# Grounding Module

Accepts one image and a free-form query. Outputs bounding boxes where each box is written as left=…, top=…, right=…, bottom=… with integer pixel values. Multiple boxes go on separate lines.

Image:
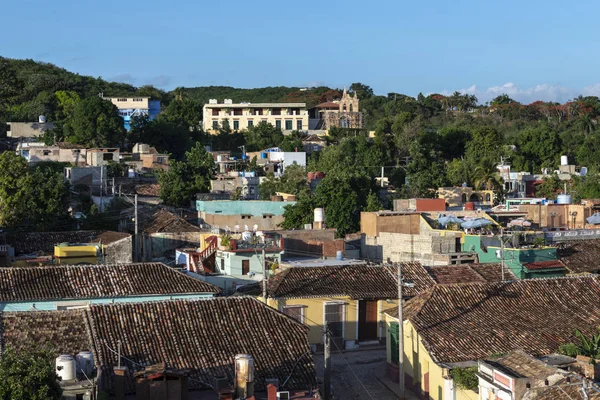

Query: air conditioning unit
left=277, top=392, right=290, bottom=400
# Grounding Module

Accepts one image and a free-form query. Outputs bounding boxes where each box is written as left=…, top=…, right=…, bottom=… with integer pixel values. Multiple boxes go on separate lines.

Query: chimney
left=267, top=383, right=278, bottom=400
left=113, top=366, right=129, bottom=400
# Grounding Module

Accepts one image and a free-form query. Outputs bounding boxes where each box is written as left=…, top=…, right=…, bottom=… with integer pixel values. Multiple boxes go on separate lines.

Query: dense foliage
left=450, top=366, right=479, bottom=392
left=559, top=328, right=600, bottom=359
left=0, top=153, right=70, bottom=231
left=0, top=347, right=62, bottom=400
left=157, top=142, right=216, bottom=207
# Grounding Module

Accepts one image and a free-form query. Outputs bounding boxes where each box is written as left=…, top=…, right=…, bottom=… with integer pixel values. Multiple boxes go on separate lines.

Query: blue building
left=103, top=96, right=161, bottom=131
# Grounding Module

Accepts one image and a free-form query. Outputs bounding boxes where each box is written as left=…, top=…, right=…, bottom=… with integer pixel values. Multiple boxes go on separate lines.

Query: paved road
left=314, top=348, right=418, bottom=400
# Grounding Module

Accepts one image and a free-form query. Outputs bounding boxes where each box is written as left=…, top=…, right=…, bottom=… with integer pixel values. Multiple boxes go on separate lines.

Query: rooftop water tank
left=556, top=194, right=572, bottom=204
left=235, top=354, right=255, bottom=398
left=561, top=155, right=569, bottom=166
left=242, top=231, right=252, bottom=241
left=39, top=115, right=46, bottom=123
left=76, top=351, right=94, bottom=376
left=56, top=354, right=76, bottom=381
left=314, top=208, right=325, bottom=222
left=336, top=251, right=343, bottom=260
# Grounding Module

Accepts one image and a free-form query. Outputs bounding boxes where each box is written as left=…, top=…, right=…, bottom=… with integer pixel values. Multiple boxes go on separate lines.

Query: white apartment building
left=202, top=99, right=309, bottom=133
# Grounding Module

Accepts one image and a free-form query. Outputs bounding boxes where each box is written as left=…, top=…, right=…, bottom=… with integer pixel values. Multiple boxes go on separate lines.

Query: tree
left=559, top=328, right=600, bottom=359
left=491, top=94, right=516, bottom=106
left=244, top=122, right=284, bottom=152
left=129, top=116, right=191, bottom=160
left=0, top=347, right=62, bottom=400
left=364, top=191, right=383, bottom=212
left=258, top=164, right=307, bottom=200
left=280, top=190, right=317, bottom=230
left=535, top=175, right=561, bottom=200
left=0, top=152, right=28, bottom=227
left=65, top=96, right=125, bottom=147
left=279, top=131, right=304, bottom=152
left=349, top=83, right=374, bottom=99
left=157, top=142, right=215, bottom=207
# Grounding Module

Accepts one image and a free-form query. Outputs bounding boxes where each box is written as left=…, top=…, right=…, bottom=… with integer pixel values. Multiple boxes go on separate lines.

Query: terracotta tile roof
left=558, top=239, right=600, bottom=274
left=483, top=350, right=558, bottom=378
left=1, top=309, right=91, bottom=355
left=1, top=298, right=316, bottom=393
left=424, top=264, right=517, bottom=285
left=525, top=381, right=600, bottom=399
left=386, top=276, right=600, bottom=364
left=0, top=263, right=220, bottom=302
left=0, top=230, right=130, bottom=255
left=426, top=265, right=486, bottom=284
left=469, top=263, right=518, bottom=281
left=88, top=298, right=316, bottom=391
left=524, top=260, right=566, bottom=270
left=139, top=208, right=200, bottom=234
left=268, top=263, right=435, bottom=299
left=313, top=101, right=339, bottom=109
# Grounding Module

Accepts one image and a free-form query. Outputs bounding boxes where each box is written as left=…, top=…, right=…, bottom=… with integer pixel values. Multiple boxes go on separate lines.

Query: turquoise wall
left=0, top=293, right=214, bottom=312
left=463, top=235, right=564, bottom=279
left=196, top=200, right=295, bottom=216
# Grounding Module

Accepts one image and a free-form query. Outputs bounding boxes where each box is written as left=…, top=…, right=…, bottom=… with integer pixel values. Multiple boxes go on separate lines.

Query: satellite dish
left=580, top=167, right=588, bottom=177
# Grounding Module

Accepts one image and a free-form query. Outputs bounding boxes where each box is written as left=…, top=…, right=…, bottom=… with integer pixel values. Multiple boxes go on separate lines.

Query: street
left=314, top=348, right=419, bottom=400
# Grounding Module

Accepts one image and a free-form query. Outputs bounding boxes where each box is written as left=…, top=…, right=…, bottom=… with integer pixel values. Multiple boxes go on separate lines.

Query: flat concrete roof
left=280, top=258, right=366, bottom=268
left=204, top=103, right=306, bottom=108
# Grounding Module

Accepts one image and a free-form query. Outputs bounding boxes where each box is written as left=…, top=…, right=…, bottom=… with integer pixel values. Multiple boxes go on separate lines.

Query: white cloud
left=439, top=82, right=591, bottom=104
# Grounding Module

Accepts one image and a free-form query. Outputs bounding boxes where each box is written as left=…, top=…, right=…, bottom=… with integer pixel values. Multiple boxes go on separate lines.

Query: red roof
left=523, top=260, right=566, bottom=270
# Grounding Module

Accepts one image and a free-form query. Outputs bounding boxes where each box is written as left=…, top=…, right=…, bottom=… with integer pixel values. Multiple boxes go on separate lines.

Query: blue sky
left=3, top=0, right=600, bottom=103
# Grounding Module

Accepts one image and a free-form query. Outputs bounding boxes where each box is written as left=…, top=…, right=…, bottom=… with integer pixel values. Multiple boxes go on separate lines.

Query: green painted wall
left=463, top=235, right=564, bottom=279
left=196, top=200, right=295, bottom=216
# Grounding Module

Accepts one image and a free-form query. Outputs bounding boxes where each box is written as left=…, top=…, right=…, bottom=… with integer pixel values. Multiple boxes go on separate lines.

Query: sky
left=2, top=0, right=600, bottom=104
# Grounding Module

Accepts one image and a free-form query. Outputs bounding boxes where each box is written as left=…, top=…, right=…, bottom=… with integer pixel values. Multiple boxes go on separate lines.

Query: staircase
left=189, top=236, right=218, bottom=274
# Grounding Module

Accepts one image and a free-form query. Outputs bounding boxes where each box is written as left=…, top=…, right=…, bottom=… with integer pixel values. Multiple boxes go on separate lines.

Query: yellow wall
left=385, top=315, right=478, bottom=400
left=266, top=296, right=394, bottom=345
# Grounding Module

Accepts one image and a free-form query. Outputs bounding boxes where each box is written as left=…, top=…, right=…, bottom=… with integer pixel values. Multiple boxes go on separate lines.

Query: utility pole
left=500, top=228, right=505, bottom=281
left=381, top=166, right=385, bottom=188
left=323, top=322, right=331, bottom=400
left=134, top=194, right=138, bottom=262
left=397, top=264, right=405, bottom=400
left=262, top=249, right=267, bottom=301
left=112, top=177, right=115, bottom=195
left=100, top=165, right=104, bottom=212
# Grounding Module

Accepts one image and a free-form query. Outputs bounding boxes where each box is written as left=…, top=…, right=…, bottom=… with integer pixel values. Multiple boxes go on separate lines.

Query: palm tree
left=472, top=161, right=503, bottom=191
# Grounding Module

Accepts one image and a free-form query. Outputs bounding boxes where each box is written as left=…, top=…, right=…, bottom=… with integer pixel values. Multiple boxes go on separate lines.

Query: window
left=233, top=120, right=240, bottom=130
left=296, top=120, right=303, bottom=130
left=285, top=120, right=293, bottom=130
left=272, top=108, right=281, bottom=116
left=282, top=306, right=304, bottom=323
left=212, top=120, right=219, bottom=129
left=103, top=153, right=113, bottom=161
left=117, top=98, right=127, bottom=102
left=275, top=120, right=282, bottom=129
left=324, top=302, right=344, bottom=338
left=254, top=108, right=263, bottom=116
left=233, top=109, right=243, bottom=116
left=248, top=120, right=254, bottom=128
left=43, top=150, right=51, bottom=156
left=212, top=109, right=219, bottom=116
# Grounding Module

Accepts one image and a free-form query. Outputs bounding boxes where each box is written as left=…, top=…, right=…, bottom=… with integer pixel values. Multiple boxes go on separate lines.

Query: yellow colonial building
left=384, top=275, right=600, bottom=400
left=262, top=262, right=433, bottom=348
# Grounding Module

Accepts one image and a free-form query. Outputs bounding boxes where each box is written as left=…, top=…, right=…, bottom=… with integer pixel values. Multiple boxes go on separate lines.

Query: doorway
left=358, top=300, right=378, bottom=341
left=242, top=260, right=250, bottom=275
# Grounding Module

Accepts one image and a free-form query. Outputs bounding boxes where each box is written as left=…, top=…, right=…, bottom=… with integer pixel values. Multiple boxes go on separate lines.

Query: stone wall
left=361, top=232, right=457, bottom=266
left=106, top=236, right=133, bottom=264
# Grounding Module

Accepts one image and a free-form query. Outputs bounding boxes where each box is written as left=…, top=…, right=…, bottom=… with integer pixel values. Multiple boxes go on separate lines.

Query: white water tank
left=314, top=208, right=325, bottom=223
left=556, top=194, right=572, bottom=204
left=76, top=351, right=94, bottom=376
left=561, top=155, right=569, bottom=166
left=56, top=354, right=76, bottom=381
left=39, top=115, right=47, bottom=123
left=242, top=231, right=252, bottom=241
